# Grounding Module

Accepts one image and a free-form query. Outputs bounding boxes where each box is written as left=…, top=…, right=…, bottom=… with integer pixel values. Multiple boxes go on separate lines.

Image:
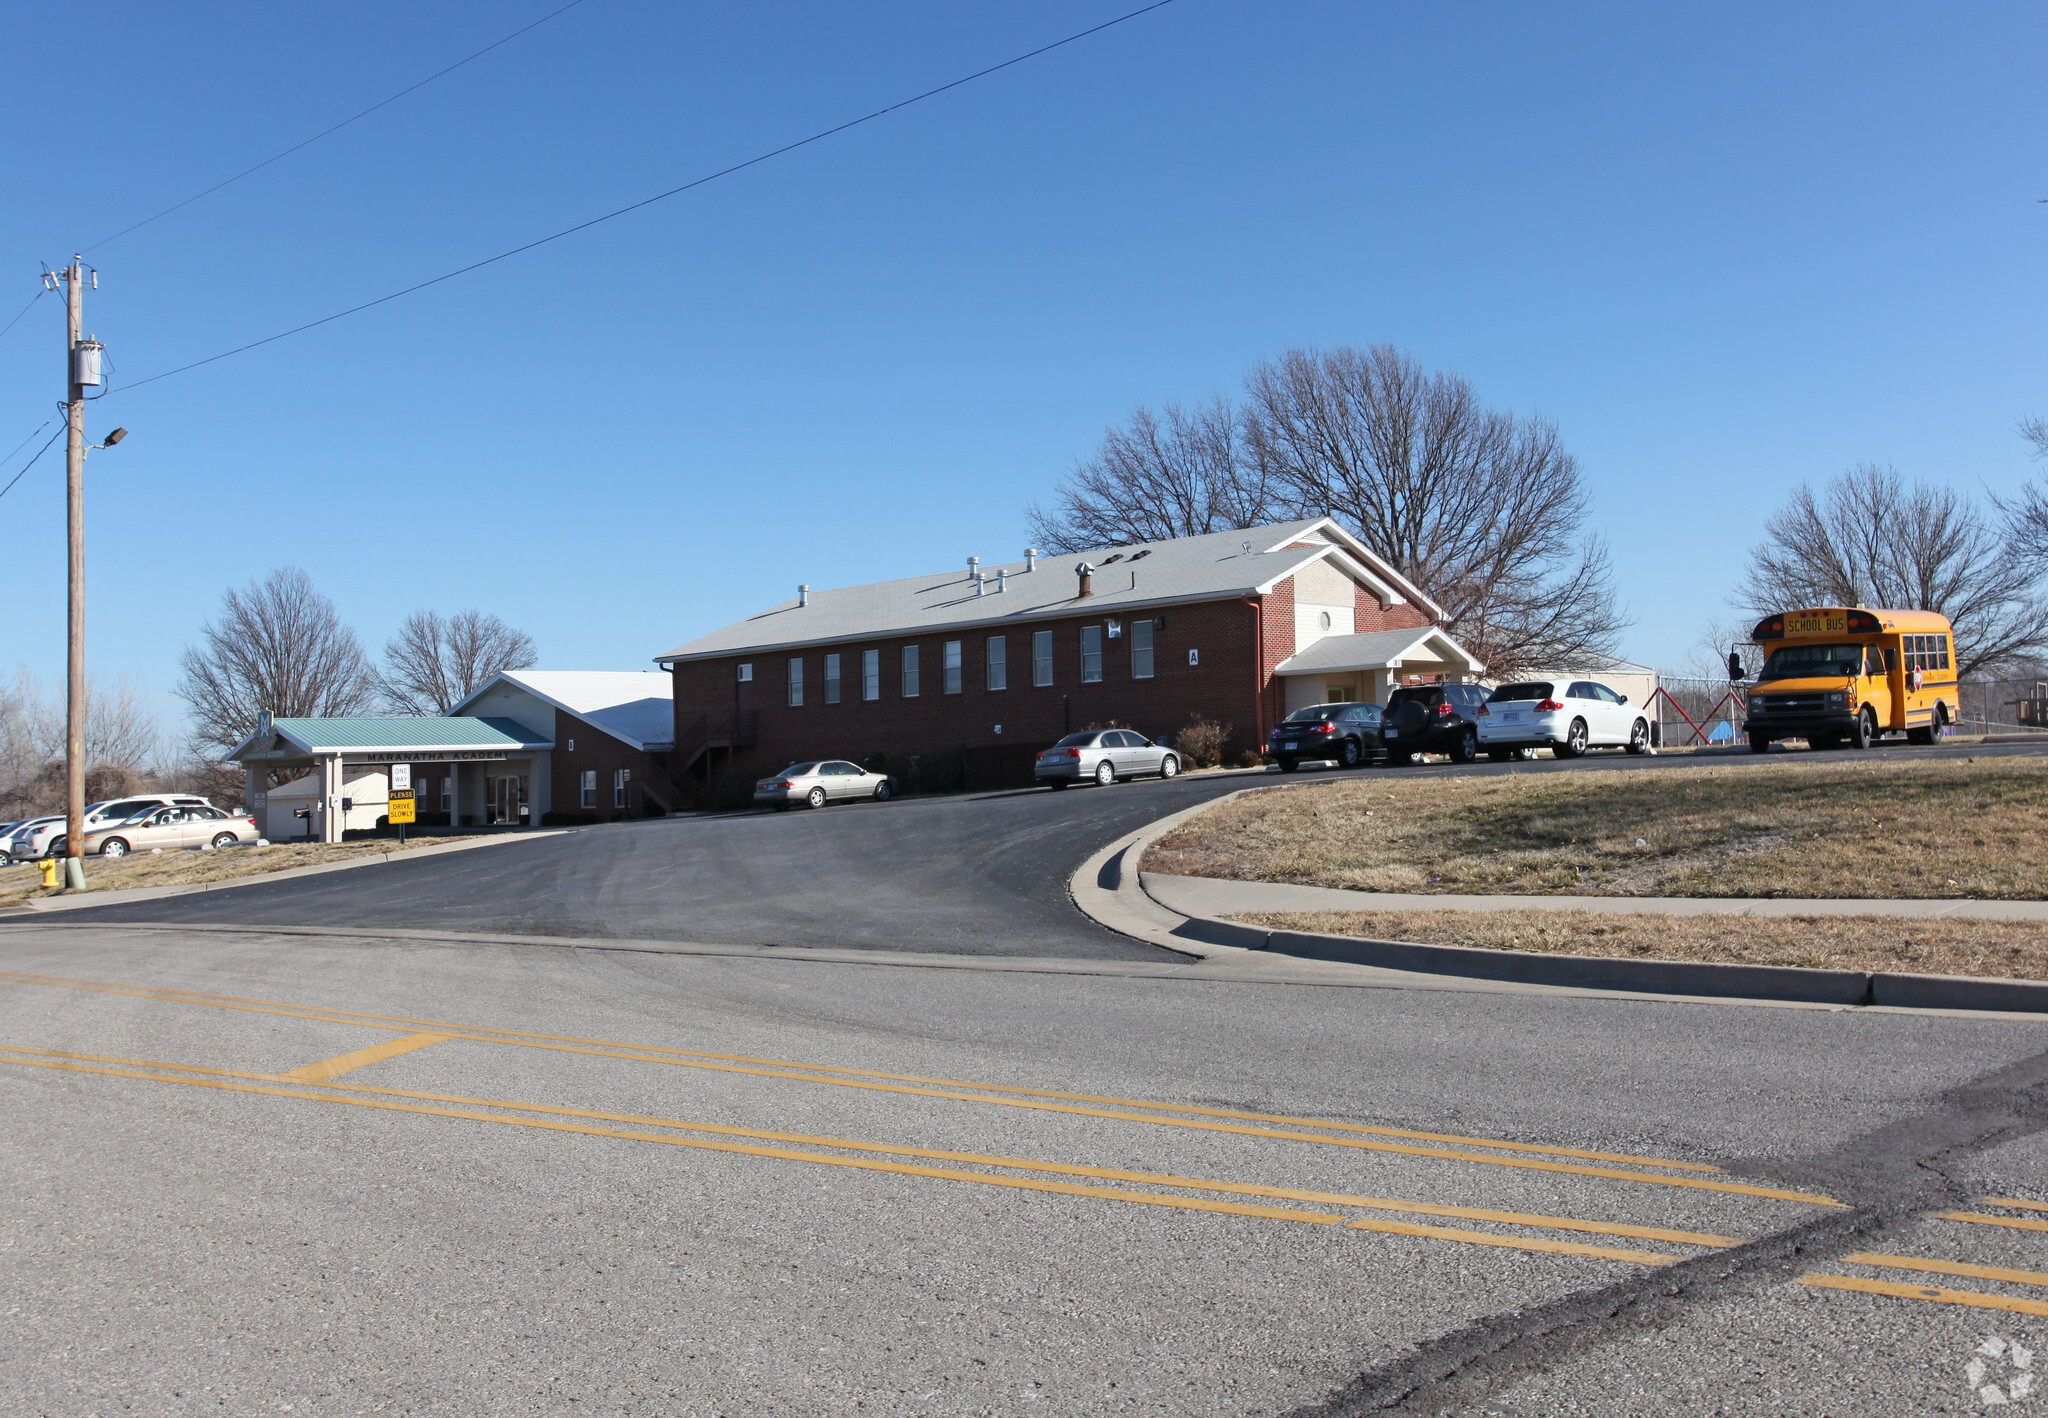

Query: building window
left=943, top=640, right=962, bottom=694
left=439, top=776, right=451, bottom=811
left=902, top=645, right=920, bottom=697
left=737, top=663, right=752, bottom=682
left=1131, top=618, right=1154, bottom=679
left=1033, top=629, right=1053, bottom=687
left=1080, top=626, right=1103, bottom=683
left=614, top=768, right=629, bottom=808
left=862, top=648, right=880, bottom=701
left=987, top=636, right=1007, bottom=691
left=580, top=770, right=597, bottom=809
left=788, top=656, right=804, bottom=707
left=824, top=653, right=841, bottom=704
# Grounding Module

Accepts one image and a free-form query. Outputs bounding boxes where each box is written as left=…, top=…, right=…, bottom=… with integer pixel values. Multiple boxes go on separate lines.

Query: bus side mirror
left=1727, top=650, right=1745, bottom=682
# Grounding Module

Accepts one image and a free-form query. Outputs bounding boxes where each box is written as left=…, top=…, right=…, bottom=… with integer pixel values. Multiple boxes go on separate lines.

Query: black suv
left=1269, top=702, right=1386, bottom=772
left=1381, top=683, right=1487, bottom=764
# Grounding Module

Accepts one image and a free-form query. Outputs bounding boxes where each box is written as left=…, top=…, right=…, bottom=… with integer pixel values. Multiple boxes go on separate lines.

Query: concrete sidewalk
left=1142, top=873, right=2048, bottom=922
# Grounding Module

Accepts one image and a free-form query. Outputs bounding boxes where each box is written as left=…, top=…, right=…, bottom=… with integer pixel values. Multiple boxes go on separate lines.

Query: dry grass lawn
left=1230, top=909, right=2048, bottom=980
left=1144, top=755, right=2048, bottom=899
left=0, top=835, right=487, bottom=910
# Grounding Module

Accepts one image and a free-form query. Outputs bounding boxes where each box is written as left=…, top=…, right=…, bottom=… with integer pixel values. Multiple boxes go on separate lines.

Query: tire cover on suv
left=1390, top=700, right=1431, bottom=735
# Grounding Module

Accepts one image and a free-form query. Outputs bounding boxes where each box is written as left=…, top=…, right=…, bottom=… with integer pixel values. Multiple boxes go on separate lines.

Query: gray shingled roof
left=656, top=519, right=1440, bottom=664
left=1272, top=626, right=1482, bottom=675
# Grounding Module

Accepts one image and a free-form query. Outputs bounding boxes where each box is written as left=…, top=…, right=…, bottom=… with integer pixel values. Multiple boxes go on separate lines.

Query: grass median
left=0, top=834, right=489, bottom=910
left=1143, top=755, right=2048, bottom=900
left=1226, top=908, right=2048, bottom=980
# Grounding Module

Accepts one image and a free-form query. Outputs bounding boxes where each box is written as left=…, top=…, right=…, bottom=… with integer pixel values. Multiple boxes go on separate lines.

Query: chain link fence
left=1957, top=677, right=2048, bottom=736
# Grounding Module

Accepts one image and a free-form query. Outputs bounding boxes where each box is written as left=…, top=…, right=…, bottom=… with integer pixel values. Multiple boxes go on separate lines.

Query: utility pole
left=58, top=257, right=91, bottom=891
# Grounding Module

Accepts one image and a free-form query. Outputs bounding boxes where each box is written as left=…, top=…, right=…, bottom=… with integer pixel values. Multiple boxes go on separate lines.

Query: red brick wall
left=669, top=595, right=1273, bottom=781
left=1355, top=579, right=1433, bottom=634
left=1255, top=579, right=1295, bottom=742
left=551, top=721, right=664, bottom=821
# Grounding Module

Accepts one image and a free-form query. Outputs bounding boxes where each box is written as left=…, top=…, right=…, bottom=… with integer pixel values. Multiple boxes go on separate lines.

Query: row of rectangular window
left=755, top=622, right=1157, bottom=703
left=578, top=769, right=631, bottom=809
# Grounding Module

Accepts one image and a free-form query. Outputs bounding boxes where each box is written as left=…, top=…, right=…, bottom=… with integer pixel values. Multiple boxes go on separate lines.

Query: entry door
left=489, top=776, right=527, bottom=824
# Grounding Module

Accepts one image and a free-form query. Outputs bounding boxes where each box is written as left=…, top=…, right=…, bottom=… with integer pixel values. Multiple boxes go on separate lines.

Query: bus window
left=1864, top=645, right=1885, bottom=678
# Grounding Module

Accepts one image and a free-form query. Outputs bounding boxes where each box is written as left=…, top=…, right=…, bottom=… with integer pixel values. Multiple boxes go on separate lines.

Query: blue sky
left=1, top=1, right=2042, bottom=735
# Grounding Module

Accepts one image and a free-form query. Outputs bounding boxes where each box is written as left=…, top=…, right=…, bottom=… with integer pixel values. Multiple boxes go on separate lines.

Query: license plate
left=1502, top=712, right=1520, bottom=722
left=1384, top=729, right=1398, bottom=738
left=1281, top=740, right=1300, bottom=748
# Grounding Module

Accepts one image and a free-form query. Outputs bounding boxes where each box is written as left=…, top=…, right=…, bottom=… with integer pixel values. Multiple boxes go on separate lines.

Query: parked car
left=1477, top=679, right=1653, bottom=759
left=82, top=793, right=215, bottom=830
left=1380, top=684, right=1490, bottom=764
left=754, top=761, right=895, bottom=810
left=1035, top=730, right=1181, bottom=789
left=1268, top=702, right=1386, bottom=772
left=6, top=815, right=67, bottom=860
left=59, top=803, right=258, bottom=857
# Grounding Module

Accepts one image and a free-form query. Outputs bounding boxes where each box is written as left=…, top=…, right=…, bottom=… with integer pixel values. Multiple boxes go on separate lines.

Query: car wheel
left=100, top=838, right=129, bottom=857
left=873, top=780, right=893, bottom=802
left=1486, top=748, right=1514, bottom=762
left=1514, top=746, right=1538, bottom=761
left=1386, top=750, right=1414, bottom=767
left=1338, top=739, right=1361, bottom=768
left=1159, top=754, right=1180, bottom=779
left=1094, top=761, right=1116, bottom=787
left=1277, top=756, right=1300, bottom=773
left=1049, top=779, right=1068, bottom=790
left=1555, top=719, right=1589, bottom=758
left=1748, top=732, right=1772, bottom=754
left=806, top=786, right=828, bottom=809
left=1448, top=727, right=1477, bottom=763
left=774, top=803, right=791, bottom=812
left=210, top=832, right=237, bottom=849
left=1847, top=708, right=1875, bottom=750
left=1625, top=719, right=1651, bottom=755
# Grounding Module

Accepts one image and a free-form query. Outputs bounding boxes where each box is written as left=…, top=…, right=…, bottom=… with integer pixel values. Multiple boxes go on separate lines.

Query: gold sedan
left=71, top=804, right=260, bottom=858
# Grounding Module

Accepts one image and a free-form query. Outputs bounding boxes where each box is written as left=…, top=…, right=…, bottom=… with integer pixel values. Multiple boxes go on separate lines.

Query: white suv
left=7, top=795, right=217, bottom=859
left=1477, top=679, right=1653, bottom=759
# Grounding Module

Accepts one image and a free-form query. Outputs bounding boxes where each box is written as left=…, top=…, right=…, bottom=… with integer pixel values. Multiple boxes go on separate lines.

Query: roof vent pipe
left=967, top=555, right=980, bottom=579
left=1024, top=548, right=1038, bottom=572
left=996, top=568, right=1007, bottom=593
left=1076, top=562, right=1094, bottom=599
left=798, top=584, right=810, bottom=607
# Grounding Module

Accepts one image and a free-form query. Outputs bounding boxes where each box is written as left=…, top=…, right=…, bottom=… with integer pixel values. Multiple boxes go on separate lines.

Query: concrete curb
left=0, top=830, right=569, bottom=916
left=1078, top=789, right=2048, bottom=1014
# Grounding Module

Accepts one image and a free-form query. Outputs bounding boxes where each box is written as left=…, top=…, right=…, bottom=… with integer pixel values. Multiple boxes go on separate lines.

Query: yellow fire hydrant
left=39, top=857, right=61, bottom=889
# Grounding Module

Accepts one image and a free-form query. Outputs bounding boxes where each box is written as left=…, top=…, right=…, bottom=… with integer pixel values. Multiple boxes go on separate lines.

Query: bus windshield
left=1760, top=642, right=1863, bottom=680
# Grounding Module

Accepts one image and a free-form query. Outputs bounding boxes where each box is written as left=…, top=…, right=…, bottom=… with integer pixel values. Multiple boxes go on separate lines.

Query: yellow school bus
left=1740, top=607, right=1957, bottom=752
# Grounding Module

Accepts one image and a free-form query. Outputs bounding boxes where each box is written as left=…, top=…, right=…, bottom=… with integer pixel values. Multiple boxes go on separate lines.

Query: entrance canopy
left=1272, top=626, right=1484, bottom=713
left=229, top=716, right=555, bottom=842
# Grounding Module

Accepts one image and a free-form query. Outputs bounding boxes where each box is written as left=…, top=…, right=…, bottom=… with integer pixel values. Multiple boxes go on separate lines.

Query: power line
left=0, top=418, right=53, bottom=466
left=0, top=287, right=45, bottom=343
left=85, top=0, right=591, bottom=252
left=0, top=426, right=66, bottom=506
left=119, top=0, right=1178, bottom=395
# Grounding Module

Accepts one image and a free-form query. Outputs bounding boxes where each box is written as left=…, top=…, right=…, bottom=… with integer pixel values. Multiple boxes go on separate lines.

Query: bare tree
left=176, top=567, right=378, bottom=755
left=1741, top=464, right=2048, bottom=675
left=1027, top=396, right=1275, bottom=554
left=1240, top=344, right=1625, bottom=672
left=1994, top=417, right=2048, bottom=568
left=380, top=609, right=538, bottom=714
left=0, top=666, right=159, bottom=818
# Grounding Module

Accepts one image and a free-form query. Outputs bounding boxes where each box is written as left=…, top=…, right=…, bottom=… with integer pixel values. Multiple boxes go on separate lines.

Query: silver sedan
left=754, top=761, right=895, bottom=811
left=1034, top=729, right=1181, bottom=789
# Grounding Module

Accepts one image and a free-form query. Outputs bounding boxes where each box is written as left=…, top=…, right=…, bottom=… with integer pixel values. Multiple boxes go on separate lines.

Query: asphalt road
left=49, top=736, right=2048, bottom=957
left=4, top=737, right=2047, bottom=1417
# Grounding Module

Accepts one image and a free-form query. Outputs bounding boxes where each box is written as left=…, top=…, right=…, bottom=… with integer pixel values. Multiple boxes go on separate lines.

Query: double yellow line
left=0, top=968, right=1837, bottom=1206
left=0, top=1043, right=1720, bottom=1267
left=1800, top=1200, right=2048, bottom=1318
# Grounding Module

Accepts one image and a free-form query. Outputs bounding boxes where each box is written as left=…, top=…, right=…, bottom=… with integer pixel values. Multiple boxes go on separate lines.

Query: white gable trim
left=1255, top=518, right=1444, bottom=618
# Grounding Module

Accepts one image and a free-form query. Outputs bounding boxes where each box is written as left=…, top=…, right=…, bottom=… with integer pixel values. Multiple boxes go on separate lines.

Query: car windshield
left=1052, top=733, right=1098, bottom=747
left=1760, top=643, right=1863, bottom=680
left=1282, top=706, right=1344, bottom=723
left=1488, top=682, right=1553, bottom=702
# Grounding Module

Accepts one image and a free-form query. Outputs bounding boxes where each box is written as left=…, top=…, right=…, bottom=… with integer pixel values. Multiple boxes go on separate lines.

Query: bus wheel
left=1847, top=709, right=1875, bottom=750
left=1748, top=733, right=1772, bottom=754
